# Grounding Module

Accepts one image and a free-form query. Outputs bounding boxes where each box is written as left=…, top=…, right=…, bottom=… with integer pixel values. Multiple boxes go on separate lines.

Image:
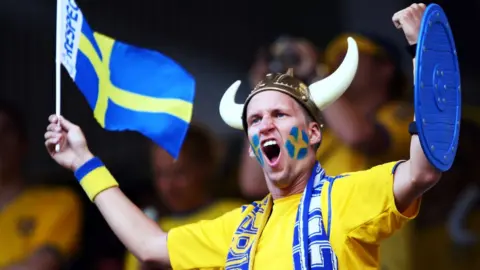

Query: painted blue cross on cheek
left=284, top=126, right=309, bottom=160
left=251, top=134, right=264, bottom=166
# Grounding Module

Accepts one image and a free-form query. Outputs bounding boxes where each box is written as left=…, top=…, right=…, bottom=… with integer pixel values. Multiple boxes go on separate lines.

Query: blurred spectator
left=124, top=123, right=244, bottom=270
left=254, top=36, right=328, bottom=84
left=322, top=33, right=413, bottom=270
left=0, top=100, right=82, bottom=269
left=413, top=112, right=480, bottom=270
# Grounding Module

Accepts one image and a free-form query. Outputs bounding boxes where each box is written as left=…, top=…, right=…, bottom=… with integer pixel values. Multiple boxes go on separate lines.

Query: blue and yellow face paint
left=250, top=134, right=264, bottom=166
left=284, top=127, right=309, bottom=160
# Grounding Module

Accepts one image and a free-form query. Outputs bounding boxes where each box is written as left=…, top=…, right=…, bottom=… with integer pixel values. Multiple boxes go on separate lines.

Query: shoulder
left=239, top=196, right=270, bottom=212
left=8, top=187, right=82, bottom=232
left=325, top=161, right=403, bottom=187
left=23, top=186, right=82, bottom=212
left=210, top=199, right=246, bottom=213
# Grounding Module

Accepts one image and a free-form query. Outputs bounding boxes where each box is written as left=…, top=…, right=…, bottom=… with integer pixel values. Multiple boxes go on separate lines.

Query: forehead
left=246, top=91, right=300, bottom=115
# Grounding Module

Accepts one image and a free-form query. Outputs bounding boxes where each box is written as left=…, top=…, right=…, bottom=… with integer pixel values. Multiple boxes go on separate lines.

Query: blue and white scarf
left=225, top=162, right=338, bottom=269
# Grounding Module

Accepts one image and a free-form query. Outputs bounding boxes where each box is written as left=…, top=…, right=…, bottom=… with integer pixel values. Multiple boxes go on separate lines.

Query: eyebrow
left=247, top=113, right=259, bottom=123
left=248, top=105, right=292, bottom=119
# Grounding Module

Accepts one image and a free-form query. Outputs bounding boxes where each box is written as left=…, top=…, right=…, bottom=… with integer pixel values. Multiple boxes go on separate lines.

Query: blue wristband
left=74, top=157, right=104, bottom=182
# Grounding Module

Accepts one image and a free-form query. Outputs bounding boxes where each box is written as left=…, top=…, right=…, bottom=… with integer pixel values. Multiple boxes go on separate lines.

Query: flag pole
left=55, top=0, right=62, bottom=152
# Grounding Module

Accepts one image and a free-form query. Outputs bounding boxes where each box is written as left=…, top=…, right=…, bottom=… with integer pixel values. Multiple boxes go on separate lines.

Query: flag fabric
left=58, top=0, right=195, bottom=158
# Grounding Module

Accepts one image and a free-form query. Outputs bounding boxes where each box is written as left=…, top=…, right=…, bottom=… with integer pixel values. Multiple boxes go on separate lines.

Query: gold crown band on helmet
left=240, top=68, right=321, bottom=131
left=219, top=37, right=360, bottom=131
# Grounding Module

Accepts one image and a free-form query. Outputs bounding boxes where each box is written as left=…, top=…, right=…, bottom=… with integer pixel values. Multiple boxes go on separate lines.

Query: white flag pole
left=55, top=0, right=63, bottom=152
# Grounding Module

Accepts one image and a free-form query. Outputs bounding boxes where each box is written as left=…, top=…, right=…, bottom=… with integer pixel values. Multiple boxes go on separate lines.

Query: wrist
left=74, top=157, right=119, bottom=201
left=72, top=151, right=94, bottom=171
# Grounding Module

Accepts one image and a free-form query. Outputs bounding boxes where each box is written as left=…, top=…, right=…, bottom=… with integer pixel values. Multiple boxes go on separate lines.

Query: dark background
left=0, top=0, right=477, bottom=179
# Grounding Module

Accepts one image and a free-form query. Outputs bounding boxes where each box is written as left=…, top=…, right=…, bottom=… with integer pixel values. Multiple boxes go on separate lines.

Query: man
left=124, top=124, right=243, bottom=269
left=0, top=100, right=82, bottom=269
left=44, top=3, right=441, bottom=269
left=239, top=32, right=414, bottom=270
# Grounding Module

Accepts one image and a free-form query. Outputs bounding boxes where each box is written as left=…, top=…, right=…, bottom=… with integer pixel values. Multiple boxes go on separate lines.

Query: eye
left=251, top=116, right=261, bottom=125
left=275, top=112, right=286, bottom=118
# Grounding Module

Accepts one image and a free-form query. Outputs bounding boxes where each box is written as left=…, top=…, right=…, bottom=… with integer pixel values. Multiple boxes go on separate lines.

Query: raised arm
left=44, top=115, right=170, bottom=266
left=390, top=3, right=443, bottom=212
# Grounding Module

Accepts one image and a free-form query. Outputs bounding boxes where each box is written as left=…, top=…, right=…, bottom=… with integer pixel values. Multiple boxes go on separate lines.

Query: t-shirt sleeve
left=326, top=161, right=420, bottom=244
left=167, top=207, right=242, bottom=269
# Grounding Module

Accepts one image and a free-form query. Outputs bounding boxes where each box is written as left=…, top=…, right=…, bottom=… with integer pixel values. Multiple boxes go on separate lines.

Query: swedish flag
left=58, top=0, right=195, bottom=158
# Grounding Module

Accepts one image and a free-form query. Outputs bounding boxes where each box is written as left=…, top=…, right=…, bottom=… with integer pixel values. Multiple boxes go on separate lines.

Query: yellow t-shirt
left=0, top=186, right=82, bottom=267
left=124, top=200, right=244, bottom=270
left=316, top=101, right=413, bottom=270
left=167, top=161, right=421, bottom=269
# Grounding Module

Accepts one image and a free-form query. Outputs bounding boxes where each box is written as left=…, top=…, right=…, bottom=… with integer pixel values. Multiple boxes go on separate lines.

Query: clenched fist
left=392, top=3, right=426, bottom=45
left=44, top=115, right=93, bottom=171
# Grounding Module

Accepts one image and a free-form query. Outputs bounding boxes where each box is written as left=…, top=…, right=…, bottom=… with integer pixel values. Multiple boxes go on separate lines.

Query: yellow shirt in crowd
left=0, top=187, right=82, bottom=267
left=316, top=101, right=413, bottom=270
left=166, top=161, right=420, bottom=269
left=124, top=200, right=244, bottom=270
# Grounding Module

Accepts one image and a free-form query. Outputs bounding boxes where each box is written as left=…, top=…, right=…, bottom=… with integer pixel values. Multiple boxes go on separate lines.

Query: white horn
left=219, top=80, right=244, bottom=130
left=309, top=37, right=359, bottom=110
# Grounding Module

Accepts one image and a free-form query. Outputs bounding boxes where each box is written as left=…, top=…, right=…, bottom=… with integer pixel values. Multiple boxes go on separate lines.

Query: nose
left=259, top=116, right=275, bottom=134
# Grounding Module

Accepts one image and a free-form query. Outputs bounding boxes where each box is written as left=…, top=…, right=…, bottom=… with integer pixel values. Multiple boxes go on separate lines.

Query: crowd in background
left=0, top=30, right=479, bottom=270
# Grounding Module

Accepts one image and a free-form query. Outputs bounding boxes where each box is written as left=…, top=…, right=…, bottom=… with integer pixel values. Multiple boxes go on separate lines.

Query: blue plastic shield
left=414, top=4, right=461, bottom=172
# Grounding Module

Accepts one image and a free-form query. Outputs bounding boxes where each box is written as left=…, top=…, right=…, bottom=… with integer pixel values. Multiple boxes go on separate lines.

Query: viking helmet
left=219, top=37, right=359, bottom=131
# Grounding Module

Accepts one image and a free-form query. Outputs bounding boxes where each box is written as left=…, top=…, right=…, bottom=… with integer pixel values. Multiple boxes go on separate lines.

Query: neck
left=268, top=161, right=316, bottom=200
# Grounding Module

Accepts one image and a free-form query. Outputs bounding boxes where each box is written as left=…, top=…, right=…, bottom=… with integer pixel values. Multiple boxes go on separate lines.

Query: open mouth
left=261, top=139, right=281, bottom=164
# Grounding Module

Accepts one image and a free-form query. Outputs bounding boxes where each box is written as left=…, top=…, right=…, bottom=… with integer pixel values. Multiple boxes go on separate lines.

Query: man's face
left=0, top=112, right=24, bottom=174
left=245, top=91, right=321, bottom=188
left=150, top=147, right=205, bottom=213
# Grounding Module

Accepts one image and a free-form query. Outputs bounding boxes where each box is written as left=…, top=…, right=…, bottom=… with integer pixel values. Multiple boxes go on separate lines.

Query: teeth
left=262, top=140, right=277, bottom=147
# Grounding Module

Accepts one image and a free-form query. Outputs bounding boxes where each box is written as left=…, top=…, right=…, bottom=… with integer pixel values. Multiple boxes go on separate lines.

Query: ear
left=307, top=121, right=322, bottom=146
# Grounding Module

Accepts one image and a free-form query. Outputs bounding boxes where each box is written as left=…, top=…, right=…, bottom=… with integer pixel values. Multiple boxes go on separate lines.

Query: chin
left=266, top=170, right=291, bottom=188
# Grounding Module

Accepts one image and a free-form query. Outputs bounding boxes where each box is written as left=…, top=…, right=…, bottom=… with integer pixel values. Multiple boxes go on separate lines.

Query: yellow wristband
left=74, top=157, right=119, bottom=201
